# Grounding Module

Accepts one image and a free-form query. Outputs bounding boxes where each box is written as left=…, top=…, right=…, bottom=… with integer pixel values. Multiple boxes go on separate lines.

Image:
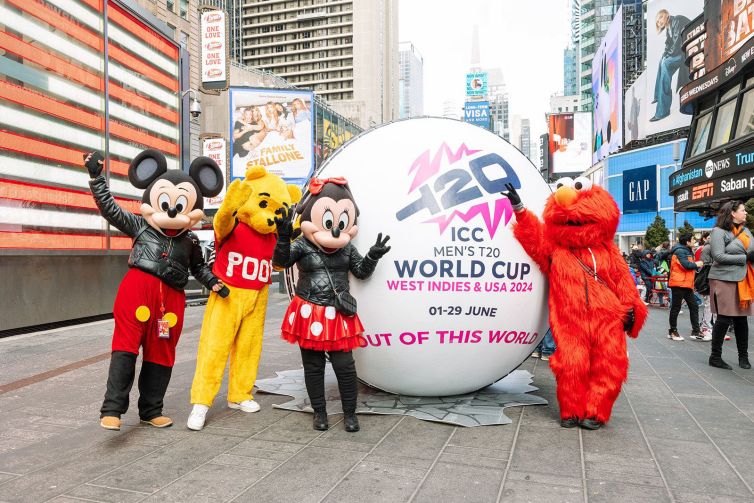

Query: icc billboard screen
left=592, top=6, right=623, bottom=164
left=229, top=87, right=315, bottom=187
left=464, top=101, right=491, bottom=129
left=549, top=113, right=592, bottom=174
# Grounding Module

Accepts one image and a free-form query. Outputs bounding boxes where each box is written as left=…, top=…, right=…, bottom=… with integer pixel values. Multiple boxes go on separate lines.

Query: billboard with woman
left=229, top=87, right=315, bottom=187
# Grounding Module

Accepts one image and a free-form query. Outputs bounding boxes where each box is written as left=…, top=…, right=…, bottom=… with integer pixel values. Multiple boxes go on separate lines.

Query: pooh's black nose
left=331, top=227, right=340, bottom=238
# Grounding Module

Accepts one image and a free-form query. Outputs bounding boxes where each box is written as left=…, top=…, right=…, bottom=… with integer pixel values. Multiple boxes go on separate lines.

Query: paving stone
left=505, top=470, right=582, bottom=488
left=368, top=416, right=454, bottom=461
left=142, top=463, right=266, bottom=502
left=671, top=491, right=754, bottom=502
left=250, top=409, right=333, bottom=445
left=649, top=437, right=752, bottom=498
left=412, top=462, right=504, bottom=503
left=350, top=460, right=426, bottom=480
left=0, top=438, right=156, bottom=503
left=587, top=480, right=670, bottom=502
left=633, top=406, right=708, bottom=442
left=210, top=453, right=281, bottom=471
left=231, top=446, right=364, bottom=503
left=65, top=483, right=150, bottom=503
left=91, top=434, right=240, bottom=494
left=508, top=425, right=581, bottom=479
left=437, top=451, right=507, bottom=469
left=499, top=480, right=584, bottom=503
left=322, top=470, right=418, bottom=503
left=227, top=437, right=303, bottom=461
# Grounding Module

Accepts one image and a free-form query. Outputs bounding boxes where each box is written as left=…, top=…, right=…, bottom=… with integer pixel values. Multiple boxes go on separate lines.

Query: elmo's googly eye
left=573, top=177, right=593, bottom=192
left=158, top=193, right=170, bottom=211
left=555, top=177, right=574, bottom=189
left=322, top=210, right=334, bottom=230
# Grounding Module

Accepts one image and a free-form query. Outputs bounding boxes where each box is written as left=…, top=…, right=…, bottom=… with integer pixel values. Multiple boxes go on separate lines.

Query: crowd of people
left=625, top=202, right=752, bottom=370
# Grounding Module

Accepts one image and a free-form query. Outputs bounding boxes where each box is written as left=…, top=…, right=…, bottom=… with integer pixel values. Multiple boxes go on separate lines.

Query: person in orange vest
left=668, top=232, right=704, bottom=341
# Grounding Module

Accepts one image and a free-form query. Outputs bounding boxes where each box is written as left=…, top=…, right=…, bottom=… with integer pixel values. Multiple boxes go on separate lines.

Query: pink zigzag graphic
left=407, top=142, right=481, bottom=193
left=423, top=198, right=513, bottom=239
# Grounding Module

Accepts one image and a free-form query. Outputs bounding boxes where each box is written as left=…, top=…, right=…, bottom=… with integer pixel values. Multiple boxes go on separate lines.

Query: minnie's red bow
left=308, top=177, right=348, bottom=195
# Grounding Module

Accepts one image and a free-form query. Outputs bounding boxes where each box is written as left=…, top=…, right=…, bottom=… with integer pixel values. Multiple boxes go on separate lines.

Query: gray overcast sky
left=399, top=0, right=571, bottom=141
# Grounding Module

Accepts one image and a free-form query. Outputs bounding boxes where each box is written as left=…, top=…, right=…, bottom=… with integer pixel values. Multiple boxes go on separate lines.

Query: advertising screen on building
left=643, top=0, right=702, bottom=136
left=549, top=113, right=591, bottom=174
left=323, top=118, right=354, bottom=150
left=463, top=101, right=491, bottom=129
left=202, top=136, right=228, bottom=210
left=624, top=71, right=648, bottom=144
left=0, top=0, right=181, bottom=251
left=229, top=87, right=315, bottom=187
left=592, top=6, right=623, bottom=164
left=680, top=1, right=754, bottom=109
left=466, top=72, right=488, bottom=97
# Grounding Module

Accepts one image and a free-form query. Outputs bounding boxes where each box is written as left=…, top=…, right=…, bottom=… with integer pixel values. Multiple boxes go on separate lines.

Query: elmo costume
left=503, top=177, right=647, bottom=430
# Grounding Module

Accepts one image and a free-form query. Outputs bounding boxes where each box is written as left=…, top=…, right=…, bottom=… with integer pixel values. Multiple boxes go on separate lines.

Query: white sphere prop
left=291, top=117, right=551, bottom=396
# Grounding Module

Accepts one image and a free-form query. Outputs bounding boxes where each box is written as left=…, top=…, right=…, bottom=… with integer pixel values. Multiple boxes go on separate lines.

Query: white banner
left=200, top=10, right=227, bottom=84
left=202, top=137, right=227, bottom=210
left=299, top=117, right=551, bottom=396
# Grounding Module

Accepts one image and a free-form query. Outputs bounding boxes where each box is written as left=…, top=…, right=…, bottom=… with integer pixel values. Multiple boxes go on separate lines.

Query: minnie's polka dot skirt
left=281, top=296, right=364, bottom=351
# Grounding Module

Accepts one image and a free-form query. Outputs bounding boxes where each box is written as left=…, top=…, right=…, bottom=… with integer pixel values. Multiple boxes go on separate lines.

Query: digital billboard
left=229, top=87, right=315, bottom=187
left=680, top=1, right=754, bottom=110
left=592, top=6, right=623, bottom=164
left=0, top=0, right=181, bottom=250
left=466, top=72, right=488, bottom=97
left=624, top=71, right=648, bottom=144
left=200, top=8, right=229, bottom=91
left=548, top=113, right=591, bottom=174
left=643, top=0, right=702, bottom=136
left=463, top=101, right=491, bottom=129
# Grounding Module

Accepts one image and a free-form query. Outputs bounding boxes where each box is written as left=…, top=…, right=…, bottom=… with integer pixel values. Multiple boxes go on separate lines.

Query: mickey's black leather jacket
left=89, top=175, right=218, bottom=291
left=272, top=237, right=377, bottom=306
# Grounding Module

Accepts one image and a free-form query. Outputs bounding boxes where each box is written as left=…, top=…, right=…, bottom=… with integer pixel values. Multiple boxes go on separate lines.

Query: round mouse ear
left=129, top=149, right=167, bottom=189
left=189, top=156, right=223, bottom=197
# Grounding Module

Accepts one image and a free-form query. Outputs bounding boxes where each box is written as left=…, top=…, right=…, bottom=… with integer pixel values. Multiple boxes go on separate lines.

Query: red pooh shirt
left=213, top=222, right=277, bottom=290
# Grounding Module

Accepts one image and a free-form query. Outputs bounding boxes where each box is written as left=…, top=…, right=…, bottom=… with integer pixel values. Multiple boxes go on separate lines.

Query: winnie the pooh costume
left=187, top=166, right=301, bottom=430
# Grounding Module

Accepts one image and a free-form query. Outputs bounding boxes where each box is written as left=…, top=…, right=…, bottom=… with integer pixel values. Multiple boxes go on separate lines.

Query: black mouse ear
left=189, top=156, right=223, bottom=197
left=129, top=149, right=167, bottom=189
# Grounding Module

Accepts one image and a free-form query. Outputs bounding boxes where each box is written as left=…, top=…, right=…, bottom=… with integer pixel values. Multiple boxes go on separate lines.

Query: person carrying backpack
left=694, top=232, right=713, bottom=340
left=668, top=232, right=704, bottom=341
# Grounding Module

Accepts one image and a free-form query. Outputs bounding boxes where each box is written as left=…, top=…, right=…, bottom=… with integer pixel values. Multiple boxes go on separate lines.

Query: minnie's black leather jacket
left=89, top=175, right=218, bottom=291
left=272, top=237, right=377, bottom=306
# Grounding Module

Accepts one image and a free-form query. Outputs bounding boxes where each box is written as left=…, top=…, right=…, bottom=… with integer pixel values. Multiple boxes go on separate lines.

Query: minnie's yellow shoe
left=140, top=416, right=173, bottom=428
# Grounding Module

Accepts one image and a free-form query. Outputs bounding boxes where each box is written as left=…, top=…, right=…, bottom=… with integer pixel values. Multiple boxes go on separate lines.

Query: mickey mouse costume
left=84, top=150, right=225, bottom=431
left=272, top=177, right=391, bottom=432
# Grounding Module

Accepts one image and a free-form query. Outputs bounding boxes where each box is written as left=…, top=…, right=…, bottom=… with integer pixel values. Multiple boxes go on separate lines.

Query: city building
left=486, top=69, right=510, bottom=141
left=236, top=0, right=399, bottom=128
left=398, top=41, right=423, bottom=118
left=520, top=118, right=532, bottom=161
left=442, top=99, right=460, bottom=120
left=550, top=94, right=581, bottom=114
left=576, top=0, right=643, bottom=110
left=564, top=47, right=578, bottom=96
left=671, top=6, right=754, bottom=216
left=583, top=141, right=710, bottom=251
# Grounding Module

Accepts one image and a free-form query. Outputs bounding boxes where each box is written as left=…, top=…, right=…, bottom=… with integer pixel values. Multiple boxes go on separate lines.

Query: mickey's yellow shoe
left=140, top=416, right=173, bottom=428
left=100, top=416, right=121, bottom=431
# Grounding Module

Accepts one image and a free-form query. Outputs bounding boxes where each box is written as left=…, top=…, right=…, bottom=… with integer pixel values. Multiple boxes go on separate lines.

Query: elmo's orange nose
left=553, top=186, right=578, bottom=208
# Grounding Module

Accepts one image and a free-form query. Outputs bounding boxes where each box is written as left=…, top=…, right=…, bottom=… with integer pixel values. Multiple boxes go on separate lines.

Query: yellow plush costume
left=190, top=166, right=301, bottom=409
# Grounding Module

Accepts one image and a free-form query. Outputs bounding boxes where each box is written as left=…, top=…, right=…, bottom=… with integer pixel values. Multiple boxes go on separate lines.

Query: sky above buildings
left=399, top=0, right=570, bottom=142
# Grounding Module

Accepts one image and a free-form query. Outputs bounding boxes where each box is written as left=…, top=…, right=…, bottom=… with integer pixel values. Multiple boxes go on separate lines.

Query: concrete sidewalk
left=0, top=295, right=752, bottom=503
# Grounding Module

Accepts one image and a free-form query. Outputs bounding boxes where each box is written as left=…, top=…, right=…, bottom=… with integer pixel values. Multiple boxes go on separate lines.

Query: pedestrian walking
left=639, top=251, right=655, bottom=304
left=708, top=201, right=753, bottom=370
left=694, top=232, right=713, bottom=340
left=530, top=328, right=556, bottom=361
left=668, top=232, right=703, bottom=341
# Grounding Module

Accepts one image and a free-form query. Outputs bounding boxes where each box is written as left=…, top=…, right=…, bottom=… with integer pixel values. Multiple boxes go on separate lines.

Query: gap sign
left=464, top=101, right=491, bottom=130
left=622, top=165, right=657, bottom=214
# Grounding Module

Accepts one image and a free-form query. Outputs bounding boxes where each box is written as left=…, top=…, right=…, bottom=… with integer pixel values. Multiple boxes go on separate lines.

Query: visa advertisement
left=464, top=101, right=491, bottom=129
left=466, top=72, right=488, bottom=97
left=294, top=117, right=551, bottom=396
left=229, top=87, right=315, bottom=187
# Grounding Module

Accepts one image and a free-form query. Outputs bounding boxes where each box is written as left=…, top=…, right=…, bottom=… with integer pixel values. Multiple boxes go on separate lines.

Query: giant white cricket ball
left=289, top=117, right=550, bottom=396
